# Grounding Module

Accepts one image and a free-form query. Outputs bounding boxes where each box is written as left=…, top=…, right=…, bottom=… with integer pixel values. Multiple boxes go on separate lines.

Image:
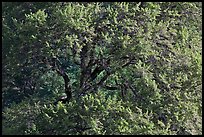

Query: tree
left=2, top=2, right=202, bottom=135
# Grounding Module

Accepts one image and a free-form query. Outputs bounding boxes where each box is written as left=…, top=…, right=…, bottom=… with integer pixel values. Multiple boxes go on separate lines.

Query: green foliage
left=2, top=2, right=202, bottom=135
left=2, top=89, right=202, bottom=135
left=1, top=91, right=173, bottom=135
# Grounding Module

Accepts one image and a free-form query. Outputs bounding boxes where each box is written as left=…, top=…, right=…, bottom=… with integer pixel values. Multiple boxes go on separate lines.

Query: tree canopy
left=2, top=2, right=202, bottom=135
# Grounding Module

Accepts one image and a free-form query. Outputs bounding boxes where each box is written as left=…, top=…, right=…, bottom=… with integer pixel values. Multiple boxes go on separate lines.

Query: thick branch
left=104, top=85, right=119, bottom=90
left=80, top=45, right=89, bottom=87
left=55, top=68, right=72, bottom=101
left=90, top=65, right=104, bottom=81
left=44, top=56, right=72, bottom=104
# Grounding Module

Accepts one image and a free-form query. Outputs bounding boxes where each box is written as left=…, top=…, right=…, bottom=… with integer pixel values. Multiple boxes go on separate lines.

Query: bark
left=45, top=57, right=72, bottom=104
left=56, top=69, right=72, bottom=102
left=104, top=85, right=119, bottom=90
left=90, top=65, right=104, bottom=81
left=80, top=45, right=89, bottom=88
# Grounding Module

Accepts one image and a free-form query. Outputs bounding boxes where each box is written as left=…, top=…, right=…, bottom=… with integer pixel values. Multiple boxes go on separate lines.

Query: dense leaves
left=2, top=2, right=202, bottom=135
